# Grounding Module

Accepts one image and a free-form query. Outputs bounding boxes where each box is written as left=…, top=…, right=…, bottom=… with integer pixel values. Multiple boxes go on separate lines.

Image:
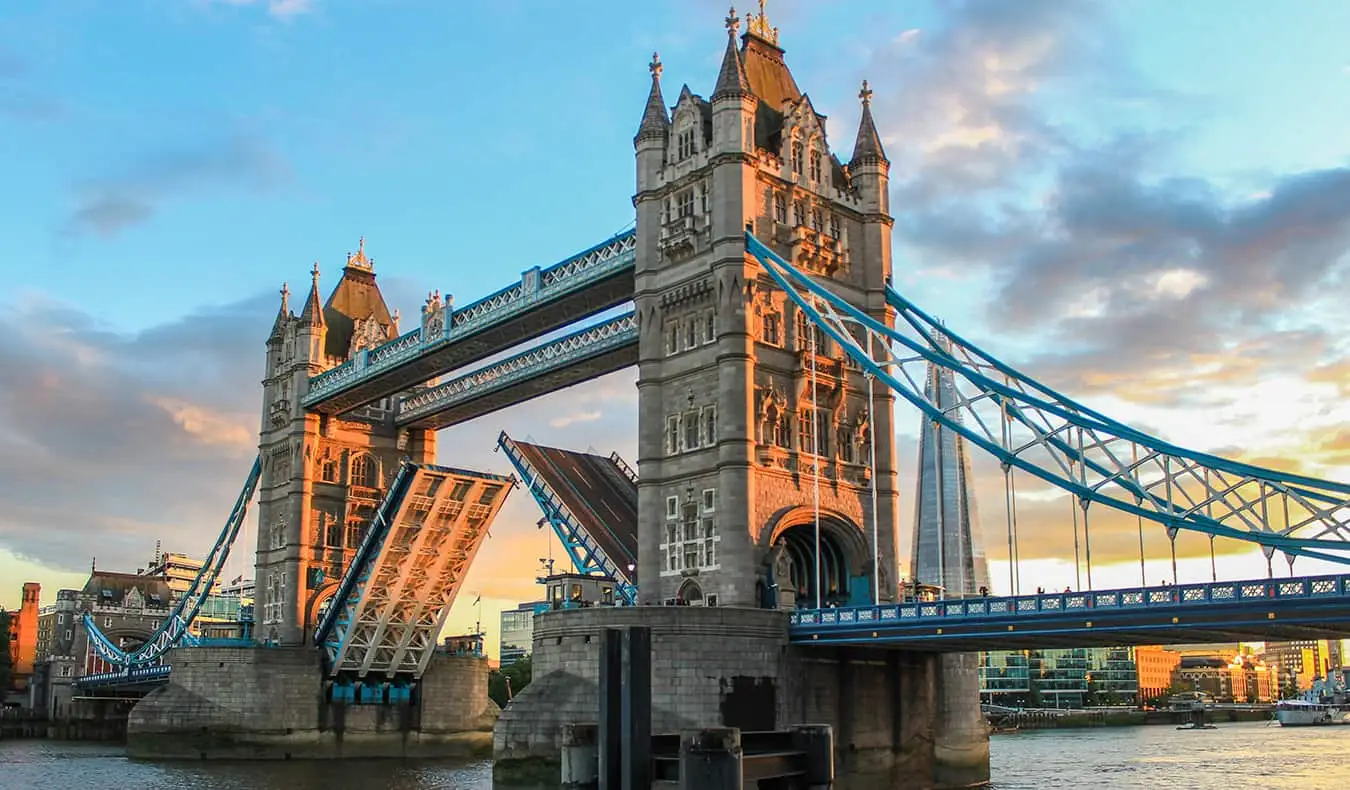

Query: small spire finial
left=748, top=0, right=778, bottom=45
left=649, top=52, right=662, bottom=80
left=311, top=261, right=320, bottom=281
left=280, top=282, right=290, bottom=302
left=859, top=79, right=873, bottom=106
left=725, top=6, right=740, bottom=36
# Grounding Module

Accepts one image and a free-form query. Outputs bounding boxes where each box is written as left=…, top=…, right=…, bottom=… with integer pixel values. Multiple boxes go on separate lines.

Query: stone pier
left=127, top=645, right=496, bottom=760
left=493, top=606, right=989, bottom=789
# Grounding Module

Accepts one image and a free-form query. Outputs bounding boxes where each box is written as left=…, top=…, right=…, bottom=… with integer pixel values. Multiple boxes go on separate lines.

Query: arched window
left=791, top=139, right=804, bottom=175
left=678, top=578, right=704, bottom=606
left=809, top=148, right=822, bottom=182
left=349, top=454, right=376, bottom=488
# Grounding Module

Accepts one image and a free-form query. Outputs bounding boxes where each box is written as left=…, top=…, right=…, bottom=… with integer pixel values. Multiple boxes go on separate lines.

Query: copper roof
left=511, top=440, right=638, bottom=582
left=323, top=264, right=394, bottom=360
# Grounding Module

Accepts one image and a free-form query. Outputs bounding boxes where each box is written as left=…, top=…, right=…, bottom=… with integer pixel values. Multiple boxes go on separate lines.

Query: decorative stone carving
left=421, top=290, right=449, bottom=340
left=348, top=314, right=390, bottom=357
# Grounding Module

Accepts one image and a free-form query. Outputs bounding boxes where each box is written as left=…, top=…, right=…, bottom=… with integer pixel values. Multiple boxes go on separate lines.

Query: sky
left=2, top=0, right=1350, bottom=658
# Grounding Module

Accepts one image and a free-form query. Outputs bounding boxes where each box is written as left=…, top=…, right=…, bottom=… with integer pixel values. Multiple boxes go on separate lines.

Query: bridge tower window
left=700, top=181, right=709, bottom=214
left=677, top=189, right=695, bottom=219
left=761, top=310, right=781, bottom=346
left=773, top=193, right=787, bottom=223
left=791, top=139, right=804, bottom=176
left=703, top=311, right=716, bottom=345
left=350, top=453, right=376, bottom=488
left=683, top=409, right=700, bottom=451
left=685, top=318, right=697, bottom=350
left=809, top=148, right=822, bottom=182
left=700, top=406, right=717, bottom=447
left=677, top=127, right=696, bottom=160
left=666, top=415, right=680, bottom=455
left=666, top=321, right=680, bottom=356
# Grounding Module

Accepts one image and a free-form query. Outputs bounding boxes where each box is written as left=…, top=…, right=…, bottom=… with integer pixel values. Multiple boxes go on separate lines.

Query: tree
left=0, top=611, right=12, bottom=692
left=489, top=656, right=532, bottom=708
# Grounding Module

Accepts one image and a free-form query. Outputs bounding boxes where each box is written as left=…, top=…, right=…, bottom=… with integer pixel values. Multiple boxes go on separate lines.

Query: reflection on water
left=3, top=722, right=1349, bottom=790
left=990, top=721, right=1350, bottom=790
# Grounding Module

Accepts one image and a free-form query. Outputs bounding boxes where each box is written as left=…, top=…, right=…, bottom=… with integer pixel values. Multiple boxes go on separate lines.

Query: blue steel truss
left=83, top=456, right=261, bottom=670
left=744, top=232, right=1350, bottom=566
left=75, top=663, right=172, bottom=689
left=497, top=431, right=638, bottom=604
left=790, top=574, right=1350, bottom=650
left=394, top=312, right=637, bottom=426
left=303, top=230, right=637, bottom=407
left=317, top=462, right=513, bottom=679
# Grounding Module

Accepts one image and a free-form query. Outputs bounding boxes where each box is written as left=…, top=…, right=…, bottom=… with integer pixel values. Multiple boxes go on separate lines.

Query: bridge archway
left=763, top=508, right=870, bottom=608
left=677, top=578, right=704, bottom=605
left=305, top=580, right=342, bottom=643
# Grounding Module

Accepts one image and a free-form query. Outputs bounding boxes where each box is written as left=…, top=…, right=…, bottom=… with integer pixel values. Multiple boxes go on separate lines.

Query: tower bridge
left=69, top=5, right=1350, bottom=787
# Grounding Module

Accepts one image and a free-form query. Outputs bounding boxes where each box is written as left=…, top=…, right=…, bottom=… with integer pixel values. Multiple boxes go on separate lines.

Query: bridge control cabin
left=541, top=572, right=625, bottom=610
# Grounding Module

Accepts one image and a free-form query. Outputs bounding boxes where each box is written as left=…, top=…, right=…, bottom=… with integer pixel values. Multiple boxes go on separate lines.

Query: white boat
left=1275, top=700, right=1350, bottom=727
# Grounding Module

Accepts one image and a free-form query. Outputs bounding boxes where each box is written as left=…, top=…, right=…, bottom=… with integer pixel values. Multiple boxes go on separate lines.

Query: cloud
left=0, top=45, right=67, bottom=122
left=66, top=135, right=289, bottom=238
left=205, top=0, right=316, bottom=20
left=0, top=292, right=269, bottom=573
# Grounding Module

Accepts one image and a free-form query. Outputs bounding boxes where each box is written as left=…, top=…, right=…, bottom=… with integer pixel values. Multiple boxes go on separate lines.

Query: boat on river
left=1275, top=700, right=1350, bottom=726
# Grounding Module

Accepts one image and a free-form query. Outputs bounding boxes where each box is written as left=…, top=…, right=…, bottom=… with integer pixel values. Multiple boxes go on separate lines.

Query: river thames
left=2, top=722, right=1348, bottom=789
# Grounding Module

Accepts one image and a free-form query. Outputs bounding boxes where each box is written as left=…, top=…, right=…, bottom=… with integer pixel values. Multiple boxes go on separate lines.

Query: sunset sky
left=3, top=0, right=1350, bottom=657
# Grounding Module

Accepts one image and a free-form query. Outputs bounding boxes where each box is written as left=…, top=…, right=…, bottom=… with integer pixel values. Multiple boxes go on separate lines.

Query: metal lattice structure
left=789, top=573, right=1350, bottom=650
left=84, top=456, right=261, bottom=669
left=318, top=463, right=514, bottom=679
left=304, top=231, right=636, bottom=410
left=744, top=232, right=1350, bottom=566
left=497, top=432, right=638, bottom=604
left=395, top=312, right=638, bottom=429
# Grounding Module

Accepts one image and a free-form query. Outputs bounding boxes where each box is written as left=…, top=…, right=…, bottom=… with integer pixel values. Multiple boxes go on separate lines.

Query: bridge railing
left=790, top=574, right=1350, bottom=629
left=304, top=230, right=637, bottom=406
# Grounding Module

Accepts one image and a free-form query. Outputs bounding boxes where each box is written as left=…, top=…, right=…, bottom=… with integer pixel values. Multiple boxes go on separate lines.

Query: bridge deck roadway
left=790, top=574, right=1350, bottom=651
left=305, top=234, right=635, bottom=415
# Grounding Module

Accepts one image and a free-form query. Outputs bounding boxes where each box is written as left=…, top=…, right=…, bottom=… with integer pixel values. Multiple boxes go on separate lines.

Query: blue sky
left=3, top=0, right=1350, bottom=655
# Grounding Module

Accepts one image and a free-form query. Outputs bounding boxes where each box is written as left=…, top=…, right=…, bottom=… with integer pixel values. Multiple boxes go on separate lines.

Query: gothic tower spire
left=850, top=80, right=888, bottom=166
left=299, top=262, right=325, bottom=327
left=712, top=8, right=750, bottom=100
left=635, top=52, right=670, bottom=145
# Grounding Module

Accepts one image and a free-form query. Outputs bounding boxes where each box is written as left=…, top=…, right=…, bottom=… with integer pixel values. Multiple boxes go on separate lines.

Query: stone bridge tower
left=256, top=241, right=437, bottom=646
left=633, top=7, right=899, bottom=608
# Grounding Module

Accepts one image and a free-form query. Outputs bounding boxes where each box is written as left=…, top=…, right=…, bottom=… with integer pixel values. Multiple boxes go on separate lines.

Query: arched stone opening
left=677, top=578, right=704, bottom=606
left=762, top=508, right=870, bottom=609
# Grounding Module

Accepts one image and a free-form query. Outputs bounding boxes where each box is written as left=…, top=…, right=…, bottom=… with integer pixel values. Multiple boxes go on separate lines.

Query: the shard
left=910, top=349, right=990, bottom=597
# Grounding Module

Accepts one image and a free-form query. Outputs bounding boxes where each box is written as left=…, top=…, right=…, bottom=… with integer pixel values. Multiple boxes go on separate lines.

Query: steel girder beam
left=789, top=573, right=1350, bottom=651
left=744, top=232, right=1350, bottom=565
left=496, top=432, right=638, bottom=604
left=304, top=232, right=637, bottom=415
left=323, top=464, right=514, bottom=679
left=84, top=457, right=260, bottom=670
left=394, top=312, right=638, bottom=430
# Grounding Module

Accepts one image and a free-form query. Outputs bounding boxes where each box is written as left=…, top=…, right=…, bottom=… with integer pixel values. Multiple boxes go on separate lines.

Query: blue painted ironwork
left=744, top=232, right=1350, bottom=565
left=83, top=456, right=262, bottom=670
left=75, top=663, right=171, bottom=689
left=497, top=432, right=638, bottom=604
left=789, top=574, right=1350, bottom=648
left=303, top=231, right=637, bottom=407
left=319, top=463, right=514, bottom=678
left=394, top=312, right=637, bottom=426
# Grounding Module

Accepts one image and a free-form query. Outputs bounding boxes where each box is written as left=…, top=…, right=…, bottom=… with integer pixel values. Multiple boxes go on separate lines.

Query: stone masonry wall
left=127, top=646, right=493, bottom=760
left=494, top=606, right=792, bottom=761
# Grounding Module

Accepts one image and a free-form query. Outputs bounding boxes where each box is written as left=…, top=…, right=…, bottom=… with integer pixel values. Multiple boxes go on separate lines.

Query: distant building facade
left=5, top=582, right=40, bottom=693
left=499, top=602, right=545, bottom=666
left=979, top=647, right=1139, bottom=707
left=1134, top=645, right=1182, bottom=702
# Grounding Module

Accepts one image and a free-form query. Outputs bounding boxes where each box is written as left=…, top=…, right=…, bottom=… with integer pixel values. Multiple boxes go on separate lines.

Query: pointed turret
left=635, top=52, right=670, bottom=146
left=268, top=282, right=290, bottom=344
left=299, top=263, right=325, bottom=327
left=712, top=8, right=750, bottom=101
left=850, top=80, right=888, bottom=166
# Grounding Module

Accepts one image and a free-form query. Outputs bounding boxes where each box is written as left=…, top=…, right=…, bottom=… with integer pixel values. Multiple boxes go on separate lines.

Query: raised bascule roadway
left=73, top=6, right=1350, bottom=786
